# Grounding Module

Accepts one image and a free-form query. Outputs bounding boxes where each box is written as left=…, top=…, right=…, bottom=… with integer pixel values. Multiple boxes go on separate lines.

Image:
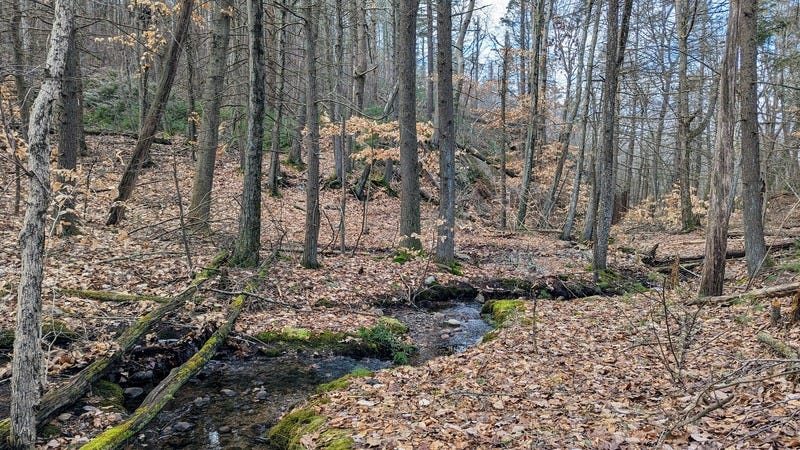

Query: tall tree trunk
left=436, top=0, right=456, bottom=263
left=500, top=31, right=510, bottom=230
left=452, top=0, right=475, bottom=126
left=516, top=0, right=546, bottom=228
left=353, top=0, right=368, bottom=113
left=268, top=2, right=288, bottom=197
left=699, top=0, right=738, bottom=296
left=106, top=0, right=194, bottom=225
left=593, top=0, right=633, bottom=274
left=398, top=0, right=421, bottom=250
left=675, top=0, right=699, bottom=231
left=518, top=0, right=528, bottom=96
left=426, top=0, right=435, bottom=121
left=563, top=0, right=600, bottom=240
left=740, top=0, right=766, bottom=277
left=185, top=32, right=197, bottom=143
left=302, top=0, right=321, bottom=269
left=12, top=0, right=74, bottom=446
left=188, top=0, right=233, bottom=228
left=231, top=0, right=266, bottom=267
left=9, top=0, right=31, bottom=138
left=56, top=26, right=82, bottom=236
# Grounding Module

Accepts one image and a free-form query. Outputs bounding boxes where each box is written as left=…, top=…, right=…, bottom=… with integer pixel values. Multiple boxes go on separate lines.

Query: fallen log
left=59, top=289, right=169, bottom=303
left=456, top=142, right=518, bottom=177
left=757, top=332, right=800, bottom=359
left=79, top=258, right=270, bottom=450
left=0, top=251, right=228, bottom=445
left=84, top=129, right=172, bottom=145
left=647, top=239, right=796, bottom=267
left=688, top=282, right=800, bottom=306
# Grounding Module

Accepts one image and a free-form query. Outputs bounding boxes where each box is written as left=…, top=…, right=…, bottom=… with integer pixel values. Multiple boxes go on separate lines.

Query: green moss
left=256, top=328, right=346, bottom=347
left=481, top=299, right=526, bottom=326
left=266, top=408, right=327, bottom=450
left=319, top=429, right=355, bottom=449
left=316, top=367, right=372, bottom=394
left=92, top=380, right=125, bottom=412
left=481, top=330, right=500, bottom=343
left=358, top=323, right=415, bottom=365
left=377, top=317, right=408, bottom=334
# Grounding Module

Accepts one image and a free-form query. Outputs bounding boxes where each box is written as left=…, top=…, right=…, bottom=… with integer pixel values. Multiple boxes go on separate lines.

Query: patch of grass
left=92, top=380, right=125, bottom=412
left=734, top=314, right=753, bottom=325
left=779, top=260, right=800, bottom=273
left=265, top=408, right=327, bottom=449
left=392, top=247, right=424, bottom=264
left=358, top=323, right=415, bottom=365
left=481, top=299, right=526, bottom=326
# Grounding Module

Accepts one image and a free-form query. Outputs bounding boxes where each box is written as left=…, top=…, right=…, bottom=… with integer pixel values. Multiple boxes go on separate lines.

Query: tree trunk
left=268, top=1, right=288, bottom=197
left=12, top=0, right=74, bottom=446
left=740, top=0, right=766, bottom=278
left=187, top=0, right=233, bottom=228
left=302, top=0, right=321, bottom=269
left=436, top=0, right=456, bottom=263
left=9, top=0, right=31, bottom=139
left=56, top=25, right=82, bottom=236
left=563, top=0, right=600, bottom=240
left=699, top=1, right=738, bottom=296
left=452, top=0, right=475, bottom=126
left=231, top=0, right=266, bottom=267
left=398, top=0, right=421, bottom=250
left=593, top=0, right=633, bottom=274
left=106, top=0, right=194, bottom=225
left=353, top=0, right=368, bottom=113
left=516, top=0, right=546, bottom=228
left=500, top=31, right=510, bottom=230
left=675, top=0, right=699, bottom=231
left=425, top=0, right=435, bottom=121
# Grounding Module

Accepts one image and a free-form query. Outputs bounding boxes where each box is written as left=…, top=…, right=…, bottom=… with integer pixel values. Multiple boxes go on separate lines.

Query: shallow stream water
left=130, top=301, right=492, bottom=449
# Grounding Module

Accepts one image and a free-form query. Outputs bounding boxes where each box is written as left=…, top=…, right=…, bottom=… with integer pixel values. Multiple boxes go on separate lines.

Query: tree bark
left=398, top=0, right=421, bottom=250
left=500, top=31, right=510, bottom=230
left=106, top=0, right=194, bottom=225
left=268, top=1, right=288, bottom=197
left=436, top=0, right=456, bottom=263
left=231, top=0, right=266, bottom=267
left=593, top=0, right=633, bottom=273
left=425, top=0, right=435, bottom=121
left=187, top=0, right=233, bottom=228
left=699, top=1, right=738, bottom=296
left=675, top=0, right=699, bottom=231
left=56, top=25, right=82, bottom=236
left=739, top=0, right=767, bottom=278
left=302, top=0, right=321, bottom=269
left=11, top=0, right=74, bottom=446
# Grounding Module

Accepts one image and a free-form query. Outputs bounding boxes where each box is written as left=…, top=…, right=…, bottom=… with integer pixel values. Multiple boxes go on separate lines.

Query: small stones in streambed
left=57, top=413, right=72, bottom=422
left=220, top=388, right=237, bottom=397
left=82, top=406, right=96, bottom=412
left=124, top=387, right=144, bottom=399
left=218, top=425, right=232, bottom=434
left=255, top=389, right=268, bottom=400
left=131, top=370, right=154, bottom=382
left=444, top=318, right=462, bottom=327
left=172, top=421, right=194, bottom=432
left=194, top=395, right=211, bottom=406
left=424, top=275, right=437, bottom=285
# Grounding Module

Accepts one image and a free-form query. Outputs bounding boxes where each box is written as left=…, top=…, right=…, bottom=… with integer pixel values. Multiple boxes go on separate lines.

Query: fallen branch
left=0, top=251, right=228, bottom=444
left=688, top=282, right=800, bottom=306
left=59, top=289, right=169, bottom=304
left=84, top=129, right=172, bottom=145
left=757, top=332, right=800, bottom=359
left=80, top=257, right=271, bottom=450
left=647, top=239, right=796, bottom=267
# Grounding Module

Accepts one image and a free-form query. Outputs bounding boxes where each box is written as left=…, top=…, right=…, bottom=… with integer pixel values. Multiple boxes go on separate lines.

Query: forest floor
left=1, top=135, right=800, bottom=449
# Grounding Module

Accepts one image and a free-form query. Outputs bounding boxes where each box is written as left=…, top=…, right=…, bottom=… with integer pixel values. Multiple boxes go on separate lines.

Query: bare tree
left=593, top=0, right=633, bottom=274
left=106, top=0, right=194, bottom=225
left=699, top=0, right=738, bottom=296
left=187, top=0, right=233, bottom=229
left=232, top=0, right=266, bottom=267
left=398, top=0, right=421, bottom=250
left=11, top=0, right=74, bottom=446
left=302, top=0, right=322, bottom=269
left=436, top=0, right=456, bottom=263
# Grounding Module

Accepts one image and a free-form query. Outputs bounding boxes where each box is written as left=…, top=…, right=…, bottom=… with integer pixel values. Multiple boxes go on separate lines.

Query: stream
left=127, top=301, right=493, bottom=449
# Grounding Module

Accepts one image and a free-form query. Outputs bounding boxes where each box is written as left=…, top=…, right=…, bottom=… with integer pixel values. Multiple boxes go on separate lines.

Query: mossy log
left=757, top=332, right=800, bottom=359
left=688, top=282, right=800, bottom=306
left=59, top=289, right=169, bottom=303
left=0, top=251, right=228, bottom=447
left=80, top=256, right=268, bottom=450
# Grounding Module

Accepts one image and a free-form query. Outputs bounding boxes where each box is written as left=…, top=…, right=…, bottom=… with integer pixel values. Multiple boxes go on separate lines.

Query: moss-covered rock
left=42, top=318, right=80, bottom=345
left=318, top=429, right=355, bottom=449
left=92, top=380, right=125, bottom=412
left=377, top=317, right=408, bottom=334
left=481, top=299, right=526, bottom=326
left=265, top=408, right=327, bottom=450
left=316, top=367, right=373, bottom=394
left=256, top=328, right=346, bottom=348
